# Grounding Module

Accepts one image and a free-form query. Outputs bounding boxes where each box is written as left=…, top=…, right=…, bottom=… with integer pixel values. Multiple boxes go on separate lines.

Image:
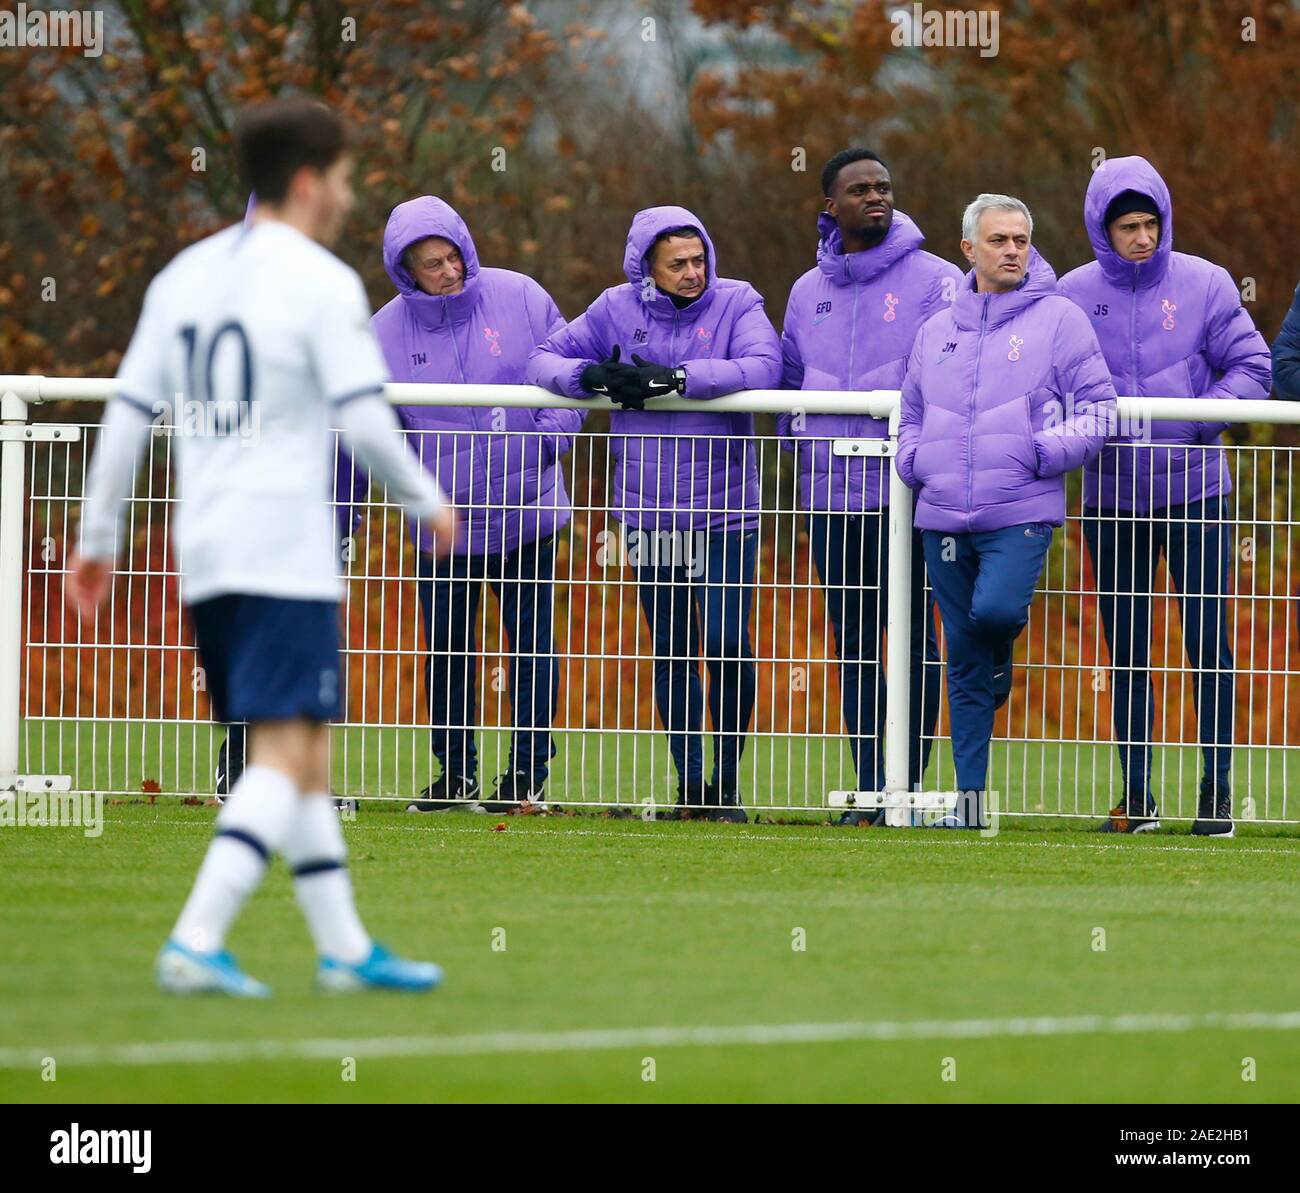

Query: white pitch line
left=379, top=822, right=1300, bottom=857
left=4, top=1010, right=1300, bottom=1071
left=116, top=815, right=1300, bottom=857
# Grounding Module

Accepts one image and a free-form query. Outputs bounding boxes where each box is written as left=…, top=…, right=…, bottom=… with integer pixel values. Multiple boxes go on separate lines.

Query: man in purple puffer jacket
left=778, top=148, right=962, bottom=824
left=528, top=206, right=781, bottom=821
left=369, top=195, right=580, bottom=813
left=1058, top=156, right=1270, bottom=838
left=897, top=195, right=1117, bottom=828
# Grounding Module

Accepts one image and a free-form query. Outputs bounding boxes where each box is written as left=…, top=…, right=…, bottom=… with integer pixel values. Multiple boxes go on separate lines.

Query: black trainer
left=1096, top=796, right=1159, bottom=833
left=214, top=728, right=247, bottom=802
left=992, top=643, right=1014, bottom=711
left=664, top=778, right=708, bottom=821
left=478, top=770, right=546, bottom=814
left=704, top=782, right=748, bottom=824
left=1191, top=787, right=1234, bottom=838
left=406, top=773, right=481, bottom=813
left=835, top=807, right=884, bottom=827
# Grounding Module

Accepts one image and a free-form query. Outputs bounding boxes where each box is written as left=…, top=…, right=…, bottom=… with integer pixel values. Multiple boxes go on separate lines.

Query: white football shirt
left=114, top=219, right=389, bottom=602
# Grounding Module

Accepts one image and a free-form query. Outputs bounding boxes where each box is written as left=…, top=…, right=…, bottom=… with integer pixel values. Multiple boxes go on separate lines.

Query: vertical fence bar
left=883, top=405, right=913, bottom=802
left=0, top=380, right=36, bottom=791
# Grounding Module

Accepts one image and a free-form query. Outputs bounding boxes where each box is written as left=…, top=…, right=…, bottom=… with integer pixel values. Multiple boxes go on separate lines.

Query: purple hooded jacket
left=777, top=210, right=963, bottom=512
left=1057, top=156, right=1271, bottom=512
left=896, top=250, right=1118, bottom=532
left=526, top=206, right=781, bottom=531
left=363, top=196, right=580, bottom=555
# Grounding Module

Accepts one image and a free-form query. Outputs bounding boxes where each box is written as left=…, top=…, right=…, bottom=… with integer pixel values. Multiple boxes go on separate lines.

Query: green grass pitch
left=3, top=801, right=1299, bottom=1103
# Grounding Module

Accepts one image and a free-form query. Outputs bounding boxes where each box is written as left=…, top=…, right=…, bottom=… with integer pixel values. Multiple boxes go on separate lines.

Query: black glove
left=629, top=354, right=683, bottom=401
left=580, top=346, right=640, bottom=402
left=609, top=389, right=648, bottom=412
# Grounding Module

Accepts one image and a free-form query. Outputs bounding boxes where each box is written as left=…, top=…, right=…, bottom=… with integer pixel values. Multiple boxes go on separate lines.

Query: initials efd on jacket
left=778, top=209, right=963, bottom=512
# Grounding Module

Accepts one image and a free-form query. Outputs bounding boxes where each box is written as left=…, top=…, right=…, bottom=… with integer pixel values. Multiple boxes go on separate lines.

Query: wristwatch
left=672, top=367, right=687, bottom=394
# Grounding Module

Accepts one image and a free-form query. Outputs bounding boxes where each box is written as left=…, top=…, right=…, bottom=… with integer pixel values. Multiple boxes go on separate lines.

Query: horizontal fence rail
left=3, top=376, right=1300, bottom=827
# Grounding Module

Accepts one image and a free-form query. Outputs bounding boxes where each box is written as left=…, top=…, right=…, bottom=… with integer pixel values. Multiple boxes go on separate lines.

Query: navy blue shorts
left=188, top=595, right=342, bottom=724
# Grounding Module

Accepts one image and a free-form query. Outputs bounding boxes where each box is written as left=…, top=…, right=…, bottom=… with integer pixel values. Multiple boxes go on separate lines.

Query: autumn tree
left=0, top=0, right=566, bottom=376
left=690, top=0, right=1300, bottom=343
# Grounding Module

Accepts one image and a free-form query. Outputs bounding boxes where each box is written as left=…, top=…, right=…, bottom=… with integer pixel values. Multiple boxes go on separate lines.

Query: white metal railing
left=4, top=374, right=1300, bottom=827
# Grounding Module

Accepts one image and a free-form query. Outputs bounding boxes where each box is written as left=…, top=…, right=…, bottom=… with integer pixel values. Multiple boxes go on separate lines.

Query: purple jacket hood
left=815, top=208, right=926, bottom=284
left=383, top=195, right=484, bottom=330
left=1083, top=155, right=1173, bottom=290
left=622, top=204, right=720, bottom=320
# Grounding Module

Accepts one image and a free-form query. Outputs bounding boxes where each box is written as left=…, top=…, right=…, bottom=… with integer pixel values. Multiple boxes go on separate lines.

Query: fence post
left=0, top=379, right=35, bottom=792
left=883, top=403, right=914, bottom=805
